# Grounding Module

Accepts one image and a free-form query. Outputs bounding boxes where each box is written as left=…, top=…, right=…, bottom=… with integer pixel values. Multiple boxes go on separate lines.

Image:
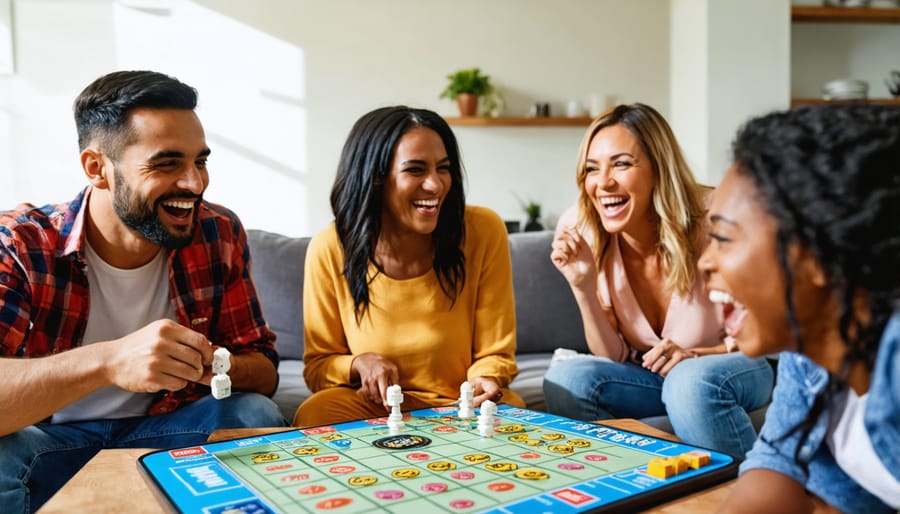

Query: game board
left=139, top=405, right=737, bottom=513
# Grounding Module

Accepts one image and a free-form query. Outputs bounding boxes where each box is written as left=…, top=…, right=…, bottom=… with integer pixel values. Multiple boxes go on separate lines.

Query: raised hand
left=551, top=227, right=598, bottom=290
left=350, top=352, right=400, bottom=409
left=102, top=319, right=214, bottom=393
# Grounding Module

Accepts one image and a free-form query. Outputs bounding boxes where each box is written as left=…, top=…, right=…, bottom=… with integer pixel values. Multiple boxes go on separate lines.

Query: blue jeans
left=543, top=353, right=774, bottom=458
left=0, top=393, right=287, bottom=514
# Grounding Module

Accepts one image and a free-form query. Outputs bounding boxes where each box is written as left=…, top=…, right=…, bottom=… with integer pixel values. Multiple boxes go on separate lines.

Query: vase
left=456, top=93, right=478, bottom=117
left=524, top=218, right=543, bottom=232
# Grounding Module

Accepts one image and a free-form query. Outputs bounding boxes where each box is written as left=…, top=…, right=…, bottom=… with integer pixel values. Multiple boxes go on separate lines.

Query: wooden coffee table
left=39, top=419, right=734, bottom=513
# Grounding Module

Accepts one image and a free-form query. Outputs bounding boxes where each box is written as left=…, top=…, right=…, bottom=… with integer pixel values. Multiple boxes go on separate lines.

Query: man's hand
left=469, top=376, right=503, bottom=407
left=350, top=352, right=399, bottom=409
left=102, top=319, right=214, bottom=392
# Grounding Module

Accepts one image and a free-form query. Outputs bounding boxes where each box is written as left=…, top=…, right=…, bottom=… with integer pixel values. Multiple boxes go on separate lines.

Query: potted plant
left=523, top=201, right=543, bottom=231
left=440, top=67, right=495, bottom=117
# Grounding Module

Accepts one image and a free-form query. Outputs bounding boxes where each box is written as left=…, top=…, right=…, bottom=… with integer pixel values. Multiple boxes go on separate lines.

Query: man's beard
left=112, top=170, right=200, bottom=250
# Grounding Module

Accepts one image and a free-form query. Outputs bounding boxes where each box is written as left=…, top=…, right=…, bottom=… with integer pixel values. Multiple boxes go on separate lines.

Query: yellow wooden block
left=647, top=457, right=676, bottom=478
left=680, top=450, right=711, bottom=469
left=670, top=456, right=689, bottom=474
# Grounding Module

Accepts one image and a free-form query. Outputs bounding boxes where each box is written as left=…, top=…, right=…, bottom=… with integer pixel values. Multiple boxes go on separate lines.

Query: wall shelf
left=791, top=97, right=900, bottom=107
left=791, top=6, right=900, bottom=24
left=445, top=116, right=593, bottom=127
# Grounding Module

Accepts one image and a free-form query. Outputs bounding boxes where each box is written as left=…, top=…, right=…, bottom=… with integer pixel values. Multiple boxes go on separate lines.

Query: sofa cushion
left=508, top=231, right=588, bottom=355
left=247, top=229, right=309, bottom=361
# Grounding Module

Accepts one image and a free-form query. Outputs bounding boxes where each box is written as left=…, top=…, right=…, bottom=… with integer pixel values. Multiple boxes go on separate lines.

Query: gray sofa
left=247, top=229, right=765, bottom=433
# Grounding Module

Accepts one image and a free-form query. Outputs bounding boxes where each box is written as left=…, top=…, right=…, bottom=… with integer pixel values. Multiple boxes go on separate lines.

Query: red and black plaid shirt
left=0, top=187, right=277, bottom=415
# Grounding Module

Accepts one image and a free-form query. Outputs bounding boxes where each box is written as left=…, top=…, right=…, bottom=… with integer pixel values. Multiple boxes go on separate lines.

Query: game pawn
left=477, top=399, right=498, bottom=437
left=386, top=384, right=405, bottom=432
left=458, top=381, right=475, bottom=418
left=210, top=347, right=232, bottom=400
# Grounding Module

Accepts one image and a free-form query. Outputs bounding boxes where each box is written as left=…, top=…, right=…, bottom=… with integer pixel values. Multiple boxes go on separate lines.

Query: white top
left=52, top=241, right=174, bottom=423
left=827, top=388, right=900, bottom=509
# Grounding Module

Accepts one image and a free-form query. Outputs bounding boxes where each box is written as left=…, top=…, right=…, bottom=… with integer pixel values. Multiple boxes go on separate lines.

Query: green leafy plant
left=511, top=191, right=541, bottom=220
left=439, top=67, right=494, bottom=100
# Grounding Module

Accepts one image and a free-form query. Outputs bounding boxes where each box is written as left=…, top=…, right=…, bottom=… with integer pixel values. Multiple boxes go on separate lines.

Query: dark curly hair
left=731, top=103, right=900, bottom=467
left=330, top=106, right=466, bottom=322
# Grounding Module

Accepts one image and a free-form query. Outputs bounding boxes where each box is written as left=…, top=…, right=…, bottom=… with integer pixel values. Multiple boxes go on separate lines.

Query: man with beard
left=0, top=70, right=287, bottom=513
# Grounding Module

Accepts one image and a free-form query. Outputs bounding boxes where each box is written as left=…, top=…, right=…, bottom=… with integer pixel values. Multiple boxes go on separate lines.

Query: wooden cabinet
left=790, top=5, right=900, bottom=107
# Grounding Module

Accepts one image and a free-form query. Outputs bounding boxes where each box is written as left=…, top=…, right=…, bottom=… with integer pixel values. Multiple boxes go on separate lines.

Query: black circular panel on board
left=373, top=434, right=433, bottom=450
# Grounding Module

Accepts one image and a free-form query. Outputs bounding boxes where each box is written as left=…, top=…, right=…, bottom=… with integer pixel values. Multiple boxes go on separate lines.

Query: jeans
left=0, top=392, right=287, bottom=514
left=543, top=352, right=774, bottom=458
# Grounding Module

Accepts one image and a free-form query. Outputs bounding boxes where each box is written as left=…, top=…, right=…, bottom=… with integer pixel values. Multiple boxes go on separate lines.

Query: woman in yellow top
left=294, top=106, right=524, bottom=426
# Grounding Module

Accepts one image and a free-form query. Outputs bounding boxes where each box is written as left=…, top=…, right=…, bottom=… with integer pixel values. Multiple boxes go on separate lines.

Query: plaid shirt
left=0, top=187, right=278, bottom=415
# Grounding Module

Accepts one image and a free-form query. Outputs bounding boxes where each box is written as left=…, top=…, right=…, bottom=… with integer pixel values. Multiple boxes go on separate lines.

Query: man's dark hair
left=73, top=70, right=197, bottom=160
left=732, top=103, right=900, bottom=468
left=330, top=106, right=467, bottom=321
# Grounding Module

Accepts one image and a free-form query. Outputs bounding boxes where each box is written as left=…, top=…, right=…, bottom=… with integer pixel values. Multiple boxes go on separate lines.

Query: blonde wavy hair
left=575, top=103, right=706, bottom=296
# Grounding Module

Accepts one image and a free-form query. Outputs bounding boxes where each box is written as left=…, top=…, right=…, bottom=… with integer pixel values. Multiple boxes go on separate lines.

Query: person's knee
left=216, top=393, right=287, bottom=428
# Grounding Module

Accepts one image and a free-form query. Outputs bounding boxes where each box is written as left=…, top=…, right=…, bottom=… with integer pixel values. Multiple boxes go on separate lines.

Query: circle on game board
left=515, top=468, right=550, bottom=480
left=347, top=475, right=378, bottom=487
left=449, top=499, right=475, bottom=509
left=421, top=482, right=449, bottom=493
left=548, top=444, right=574, bottom=455
left=462, top=453, right=491, bottom=464
left=406, top=452, right=431, bottom=461
left=391, top=468, right=421, bottom=479
left=585, top=454, right=608, bottom=462
left=495, top=424, right=524, bottom=433
left=558, top=463, right=585, bottom=471
left=433, top=425, right=458, bottom=433
left=520, top=452, right=541, bottom=459
left=567, top=439, right=592, bottom=448
left=488, top=482, right=515, bottom=492
left=315, top=497, right=352, bottom=509
left=485, top=462, right=518, bottom=472
left=329, top=465, right=356, bottom=474
left=297, top=484, right=327, bottom=495
left=508, top=434, right=530, bottom=443
left=374, top=434, right=432, bottom=450
left=450, top=471, right=475, bottom=480
left=375, top=489, right=405, bottom=500
left=250, top=452, right=280, bottom=464
left=292, top=446, right=320, bottom=456
left=427, top=461, right=457, bottom=471
left=541, top=432, right=566, bottom=441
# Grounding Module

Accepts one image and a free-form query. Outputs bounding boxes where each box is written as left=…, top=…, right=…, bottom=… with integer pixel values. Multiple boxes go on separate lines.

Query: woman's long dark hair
left=731, top=104, right=900, bottom=468
left=330, top=106, right=466, bottom=322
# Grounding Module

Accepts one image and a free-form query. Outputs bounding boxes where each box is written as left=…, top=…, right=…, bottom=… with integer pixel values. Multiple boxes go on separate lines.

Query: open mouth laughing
left=709, top=289, right=747, bottom=347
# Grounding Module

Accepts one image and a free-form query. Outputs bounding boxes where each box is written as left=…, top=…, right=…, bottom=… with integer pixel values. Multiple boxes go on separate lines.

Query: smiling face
left=700, top=165, right=834, bottom=359
left=583, top=124, right=656, bottom=236
left=380, top=126, right=451, bottom=238
left=106, top=108, right=210, bottom=249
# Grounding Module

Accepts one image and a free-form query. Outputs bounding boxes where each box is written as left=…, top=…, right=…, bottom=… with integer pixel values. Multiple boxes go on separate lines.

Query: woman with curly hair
left=543, top=103, right=774, bottom=457
left=294, top=106, right=524, bottom=426
left=705, top=104, right=900, bottom=513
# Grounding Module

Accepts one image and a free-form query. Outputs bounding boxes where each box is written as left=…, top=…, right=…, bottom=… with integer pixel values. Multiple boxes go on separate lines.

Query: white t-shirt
left=52, top=241, right=174, bottom=423
left=827, top=387, right=900, bottom=509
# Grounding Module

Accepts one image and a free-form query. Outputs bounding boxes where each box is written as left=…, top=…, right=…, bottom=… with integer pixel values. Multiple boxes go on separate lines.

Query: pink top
left=557, top=205, right=722, bottom=360
left=599, top=235, right=722, bottom=356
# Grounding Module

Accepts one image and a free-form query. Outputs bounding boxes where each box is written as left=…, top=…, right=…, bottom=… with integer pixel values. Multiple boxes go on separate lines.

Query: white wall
left=0, top=0, right=671, bottom=236
left=670, top=0, right=790, bottom=186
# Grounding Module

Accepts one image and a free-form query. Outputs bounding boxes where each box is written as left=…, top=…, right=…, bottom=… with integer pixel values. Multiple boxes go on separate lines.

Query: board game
left=138, top=405, right=737, bottom=513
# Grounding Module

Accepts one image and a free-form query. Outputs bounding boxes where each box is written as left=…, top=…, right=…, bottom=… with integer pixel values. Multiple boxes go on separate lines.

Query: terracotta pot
left=456, top=93, right=479, bottom=117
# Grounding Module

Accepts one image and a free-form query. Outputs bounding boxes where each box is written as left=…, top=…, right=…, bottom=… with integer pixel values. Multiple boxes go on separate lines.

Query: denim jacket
left=740, top=313, right=900, bottom=513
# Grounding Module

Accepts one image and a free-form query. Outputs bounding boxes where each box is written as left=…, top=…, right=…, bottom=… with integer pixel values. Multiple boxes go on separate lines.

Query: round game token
left=421, top=482, right=449, bottom=493
left=450, top=471, right=475, bottom=480
left=449, top=499, right=475, bottom=509
left=585, top=454, right=608, bottom=462
left=375, top=490, right=405, bottom=500
left=373, top=434, right=432, bottom=450
left=488, top=482, right=515, bottom=492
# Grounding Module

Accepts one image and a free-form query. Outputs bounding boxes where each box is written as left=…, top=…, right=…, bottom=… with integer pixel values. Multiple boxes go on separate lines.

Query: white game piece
left=211, top=374, right=232, bottom=399
left=212, top=348, right=231, bottom=375
left=386, top=384, right=405, bottom=432
left=458, top=381, right=475, bottom=418
left=477, top=400, right=497, bottom=437
left=210, top=348, right=232, bottom=399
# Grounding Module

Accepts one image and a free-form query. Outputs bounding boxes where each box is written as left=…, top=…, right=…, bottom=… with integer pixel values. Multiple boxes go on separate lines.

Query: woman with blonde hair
left=542, top=103, right=774, bottom=457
